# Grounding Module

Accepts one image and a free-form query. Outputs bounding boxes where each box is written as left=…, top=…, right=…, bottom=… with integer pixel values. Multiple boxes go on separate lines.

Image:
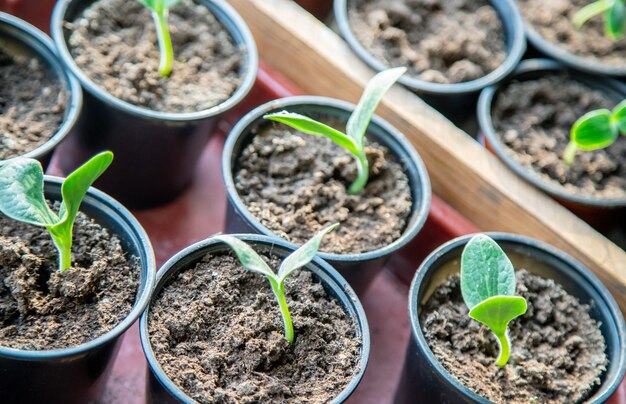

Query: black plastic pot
left=140, top=234, right=370, bottom=403
left=478, top=59, right=626, bottom=227
left=333, top=0, right=526, bottom=128
left=522, top=14, right=626, bottom=78
left=0, top=12, right=81, bottom=167
left=50, top=0, right=258, bottom=209
left=395, top=232, right=626, bottom=404
left=0, top=176, right=156, bottom=404
left=222, top=96, right=431, bottom=295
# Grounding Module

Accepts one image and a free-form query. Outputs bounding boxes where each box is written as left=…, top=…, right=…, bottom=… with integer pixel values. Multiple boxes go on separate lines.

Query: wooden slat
left=230, top=0, right=626, bottom=312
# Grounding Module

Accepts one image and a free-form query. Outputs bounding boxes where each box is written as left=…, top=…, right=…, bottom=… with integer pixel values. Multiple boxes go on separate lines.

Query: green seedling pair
left=574, top=0, right=625, bottom=40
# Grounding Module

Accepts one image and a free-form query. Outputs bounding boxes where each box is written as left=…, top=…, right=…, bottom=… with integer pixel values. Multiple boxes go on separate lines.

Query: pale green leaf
left=461, top=234, right=516, bottom=309
left=264, top=111, right=360, bottom=156
left=213, top=235, right=277, bottom=280
left=346, top=67, right=406, bottom=147
left=469, top=295, right=527, bottom=336
left=0, top=159, right=59, bottom=227
left=573, top=0, right=615, bottom=28
left=278, top=223, right=338, bottom=281
left=571, top=109, right=618, bottom=151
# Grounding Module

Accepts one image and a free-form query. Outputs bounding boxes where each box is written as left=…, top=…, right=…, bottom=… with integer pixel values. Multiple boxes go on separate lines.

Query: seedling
left=573, top=0, right=625, bottom=40
left=460, top=234, right=527, bottom=367
left=137, top=0, right=181, bottom=77
left=213, top=223, right=338, bottom=343
left=564, top=100, right=626, bottom=165
left=0, top=152, right=113, bottom=272
left=263, top=67, right=406, bottom=195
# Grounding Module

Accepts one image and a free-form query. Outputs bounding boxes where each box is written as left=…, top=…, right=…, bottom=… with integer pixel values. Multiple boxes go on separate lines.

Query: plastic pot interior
left=50, top=0, right=258, bottom=123
left=524, top=18, right=626, bottom=78
left=333, top=0, right=526, bottom=95
left=222, top=95, right=431, bottom=266
left=0, top=12, right=82, bottom=163
left=407, top=232, right=626, bottom=403
left=478, top=58, right=626, bottom=210
left=0, top=176, right=156, bottom=402
left=140, top=234, right=370, bottom=403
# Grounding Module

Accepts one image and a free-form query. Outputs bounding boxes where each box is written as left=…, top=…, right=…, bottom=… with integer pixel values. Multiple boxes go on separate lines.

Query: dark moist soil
left=517, top=0, right=626, bottom=68
left=347, top=0, right=506, bottom=84
left=0, top=206, right=139, bottom=350
left=0, top=46, right=67, bottom=160
left=148, top=252, right=361, bottom=403
left=421, top=270, right=608, bottom=404
left=67, top=0, right=243, bottom=113
left=492, top=74, right=626, bottom=200
left=234, top=118, right=413, bottom=254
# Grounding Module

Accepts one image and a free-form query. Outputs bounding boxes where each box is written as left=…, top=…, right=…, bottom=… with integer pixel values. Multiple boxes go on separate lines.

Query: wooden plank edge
left=230, top=0, right=626, bottom=313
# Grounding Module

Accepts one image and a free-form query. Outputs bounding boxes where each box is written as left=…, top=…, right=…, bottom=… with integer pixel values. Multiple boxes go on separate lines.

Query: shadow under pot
left=294, top=0, right=333, bottom=20
left=50, top=0, right=258, bottom=209
left=0, top=12, right=81, bottom=168
left=395, top=232, right=626, bottom=404
left=0, top=176, right=156, bottom=404
left=478, top=59, right=626, bottom=229
left=515, top=0, right=626, bottom=78
left=222, top=96, right=431, bottom=295
left=140, top=234, right=370, bottom=403
left=333, top=0, right=526, bottom=129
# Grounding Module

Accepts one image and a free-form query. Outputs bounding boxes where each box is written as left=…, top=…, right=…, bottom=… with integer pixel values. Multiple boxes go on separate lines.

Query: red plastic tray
left=1, top=4, right=624, bottom=401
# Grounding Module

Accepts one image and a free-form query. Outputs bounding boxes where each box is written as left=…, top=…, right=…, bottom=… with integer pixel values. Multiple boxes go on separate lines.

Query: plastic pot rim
left=407, top=232, right=626, bottom=403
left=333, top=0, right=527, bottom=95
left=0, top=12, right=82, bottom=161
left=477, top=58, right=626, bottom=209
left=0, top=176, right=156, bottom=360
left=221, top=95, right=432, bottom=264
left=50, top=0, right=258, bottom=123
left=139, top=233, right=370, bottom=404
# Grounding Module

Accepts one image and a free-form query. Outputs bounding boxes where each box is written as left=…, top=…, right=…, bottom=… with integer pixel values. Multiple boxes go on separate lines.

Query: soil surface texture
left=518, top=0, right=626, bottom=68
left=148, top=252, right=361, bottom=403
left=421, top=270, right=607, bottom=403
left=492, top=74, right=626, bottom=200
left=67, top=0, right=243, bottom=112
left=234, top=118, right=413, bottom=254
left=0, top=206, right=139, bottom=350
left=0, top=46, right=67, bottom=159
left=347, top=0, right=506, bottom=84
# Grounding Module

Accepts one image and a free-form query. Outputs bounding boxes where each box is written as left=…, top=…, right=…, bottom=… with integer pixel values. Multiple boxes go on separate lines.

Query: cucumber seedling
left=573, top=0, right=625, bottom=40
left=263, top=67, right=406, bottom=195
left=213, top=223, right=338, bottom=343
left=0, top=151, right=113, bottom=272
left=564, top=100, right=626, bottom=165
left=460, top=234, right=527, bottom=367
left=137, top=0, right=181, bottom=77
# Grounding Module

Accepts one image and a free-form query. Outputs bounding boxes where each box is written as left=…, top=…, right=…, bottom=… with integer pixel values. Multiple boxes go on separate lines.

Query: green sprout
left=460, top=234, right=527, bottom=367
left=137, top=0, right=181, bottom=77
left=573, top=0, right=625, bottom=40
left=213, top=223, right=338, bottom=343
left=564, top=100, right=626, bottom=165
left=0, top=152, right=113, bottom=272
left=263, top=67, right=406, bottom=195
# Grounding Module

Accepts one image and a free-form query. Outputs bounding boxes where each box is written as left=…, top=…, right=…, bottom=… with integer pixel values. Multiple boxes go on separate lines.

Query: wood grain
left=229, top=0, right=626, bottom=312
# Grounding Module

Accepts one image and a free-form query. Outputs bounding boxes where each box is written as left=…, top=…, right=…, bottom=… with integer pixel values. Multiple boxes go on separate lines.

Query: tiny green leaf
left=460, top=234, right=516, bottom=310
left=0, top=152, right=113, bottom=271
left=607, top=0, right=626, bottom=38
left=612, top=100, right=626, bottom=134
left=278, top=223, right=338, bottom=281
left=212, top=235, right=277, bottom=281
left=460, top=234, right=527, bottom=367
left=571, top=109, right=618, bottom=150
left=262, top=68, right=404, bottom=195
left=347, top=67, right=406, bottom=148
left=0, top=159, right=59, bottom=227
left=213, top=225, right=338, bottom=344
left=263, top=112, right=360, bottom=155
